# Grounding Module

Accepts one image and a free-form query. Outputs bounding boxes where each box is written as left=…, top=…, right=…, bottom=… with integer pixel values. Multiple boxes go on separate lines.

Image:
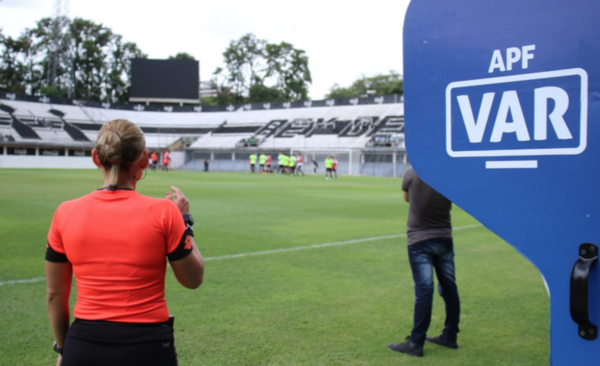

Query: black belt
left=75, top=315, right=174, bottom=328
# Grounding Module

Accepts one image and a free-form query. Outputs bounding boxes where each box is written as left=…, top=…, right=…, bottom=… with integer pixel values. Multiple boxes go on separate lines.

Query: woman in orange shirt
left=45, top=119, right=204, bottom=366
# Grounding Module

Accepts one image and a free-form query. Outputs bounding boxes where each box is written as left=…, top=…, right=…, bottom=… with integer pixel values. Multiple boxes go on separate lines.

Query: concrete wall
left=180, top=157, right=411, bottom=178
left=169, top=151, right=185, bottom=169
left=0, top=155, right=97, bottom=169
left=0, top=151, right=185, bottom=170
left=180, top=159, right=249, bottom=173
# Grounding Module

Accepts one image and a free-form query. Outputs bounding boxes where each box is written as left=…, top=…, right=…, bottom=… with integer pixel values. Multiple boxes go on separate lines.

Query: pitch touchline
left=0, top=224, right=482, bottom=287
left=0, top=276, right=47, bottom=286
left=206, top=224, right=481, bottom=260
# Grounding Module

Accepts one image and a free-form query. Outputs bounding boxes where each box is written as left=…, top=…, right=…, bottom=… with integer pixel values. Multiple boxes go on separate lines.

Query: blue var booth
left=403, top=0, right=600, bottom=364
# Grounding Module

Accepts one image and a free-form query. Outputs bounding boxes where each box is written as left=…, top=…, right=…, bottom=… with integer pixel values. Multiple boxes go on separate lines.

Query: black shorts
left=61, top=319, right=177, bottom=366
left=326, top=168, right=332, bottom=172
left=260, top=164, right=265, bottom=168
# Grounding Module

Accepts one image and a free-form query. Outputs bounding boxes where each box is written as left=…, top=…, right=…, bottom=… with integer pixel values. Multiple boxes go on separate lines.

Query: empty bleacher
left=0, top=100, right=221, bottom=150
left=0, top=92, right=406, bottom=176
left=188, top=103, right=404, bottom=151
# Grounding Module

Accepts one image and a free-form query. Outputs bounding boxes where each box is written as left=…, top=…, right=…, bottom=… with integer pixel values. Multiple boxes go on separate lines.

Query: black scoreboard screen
left=130, top=59, right=199, bottom=103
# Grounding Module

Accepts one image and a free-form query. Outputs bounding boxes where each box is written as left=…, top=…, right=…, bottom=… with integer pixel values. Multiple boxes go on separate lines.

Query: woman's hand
left=56, top=354, right=62, bottom=366
left=166, top=186, right=189, bottom=215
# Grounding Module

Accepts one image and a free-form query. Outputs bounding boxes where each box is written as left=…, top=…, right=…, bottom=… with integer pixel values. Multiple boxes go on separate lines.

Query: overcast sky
left=0, top=0, right=410, bottom=100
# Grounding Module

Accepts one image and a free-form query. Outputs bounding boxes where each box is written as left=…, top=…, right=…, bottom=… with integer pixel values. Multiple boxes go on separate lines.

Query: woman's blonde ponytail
left=96, top=120, right=145, bottom=189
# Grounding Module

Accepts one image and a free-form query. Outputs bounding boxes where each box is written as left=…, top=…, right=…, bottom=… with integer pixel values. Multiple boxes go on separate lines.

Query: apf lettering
left=489, top=45, right=536, bottom=73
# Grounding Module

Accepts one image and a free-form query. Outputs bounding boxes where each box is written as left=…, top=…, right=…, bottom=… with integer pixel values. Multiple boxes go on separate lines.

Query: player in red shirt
left=150, top=151, right=158, bottom=171
left=295, top=154, right=305, bottom=176
left=45, top=119, right=204, bottom=366
left=162, top=150, right=171, bottom=173
left=266, top=154, right=272, bottom=173
left=332, top=156, right=338, bottom=180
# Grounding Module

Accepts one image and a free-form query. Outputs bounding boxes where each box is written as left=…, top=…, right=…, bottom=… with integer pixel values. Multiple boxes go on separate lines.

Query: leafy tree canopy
left=0, top=17, right=146, bottom=103
left=326, top=71, right=403, bottom=99
left=168, top=52, right=196, bottom=60
left=204, top=33, right=311, bottom=105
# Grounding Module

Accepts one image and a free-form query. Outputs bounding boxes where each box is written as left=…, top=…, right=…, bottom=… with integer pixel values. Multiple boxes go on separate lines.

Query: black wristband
left=185, top=223, right=194, bottom=238
left=182, top=213, right=194, bottom=227
left=53, top=341, right=63, bottom=355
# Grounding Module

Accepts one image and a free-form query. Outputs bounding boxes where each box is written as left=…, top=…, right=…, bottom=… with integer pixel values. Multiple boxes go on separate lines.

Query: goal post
left=290, top=148, right=354, bottom=176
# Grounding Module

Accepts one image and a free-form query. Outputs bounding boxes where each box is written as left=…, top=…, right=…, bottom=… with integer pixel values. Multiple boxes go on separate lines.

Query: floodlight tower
left=47, top=0, right=70, bottom=88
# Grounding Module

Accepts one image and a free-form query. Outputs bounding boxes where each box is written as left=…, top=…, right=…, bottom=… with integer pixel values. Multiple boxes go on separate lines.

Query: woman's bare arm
left=170, top=236, right=204, bottom=289
left=166, top=186, right=204, bottom=289
left=45, top=261, right=72, bottom=347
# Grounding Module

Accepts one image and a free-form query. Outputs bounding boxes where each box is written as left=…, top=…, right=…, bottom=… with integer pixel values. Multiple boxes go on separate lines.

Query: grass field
left=0, top=169, right=549, bottom=365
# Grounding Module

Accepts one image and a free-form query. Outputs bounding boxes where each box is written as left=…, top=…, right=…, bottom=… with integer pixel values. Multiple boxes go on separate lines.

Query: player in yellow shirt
left=259, top=153, right=267, bottom=173
left=249, top=153, right=257, bottom=173
left=325, top=156, right=333, bottom=180
left=288, top=154, right=296, bottom=176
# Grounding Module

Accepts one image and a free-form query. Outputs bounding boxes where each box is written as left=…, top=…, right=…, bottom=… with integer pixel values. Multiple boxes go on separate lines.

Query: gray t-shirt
left=401, top=167, right=452, bottom=245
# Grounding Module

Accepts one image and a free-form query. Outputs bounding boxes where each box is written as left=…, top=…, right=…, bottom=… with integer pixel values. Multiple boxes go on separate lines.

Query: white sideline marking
left=206, top=224, right=481, bottom=261
left=0, top=224, right=482, bottom=287
left=0, top=276, right=46, bottom=286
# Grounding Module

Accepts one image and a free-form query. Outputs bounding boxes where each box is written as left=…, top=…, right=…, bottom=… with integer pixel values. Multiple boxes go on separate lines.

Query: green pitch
left=0, top=169, right=548, bottom=365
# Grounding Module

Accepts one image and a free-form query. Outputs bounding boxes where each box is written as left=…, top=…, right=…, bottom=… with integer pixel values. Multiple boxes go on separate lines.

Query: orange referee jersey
left=47, top=190, right=187, bottom=323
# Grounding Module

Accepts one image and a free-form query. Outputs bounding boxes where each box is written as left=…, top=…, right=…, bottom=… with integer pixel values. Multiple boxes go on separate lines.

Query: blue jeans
left=407, top=237, right=460, bottom=346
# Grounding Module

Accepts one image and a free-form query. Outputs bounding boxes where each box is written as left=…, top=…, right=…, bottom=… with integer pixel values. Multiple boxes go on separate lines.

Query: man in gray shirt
left=388, top=167, right=460, bottom=357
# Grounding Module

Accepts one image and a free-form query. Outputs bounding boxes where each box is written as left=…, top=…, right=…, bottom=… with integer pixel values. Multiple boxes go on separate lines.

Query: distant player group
left=148, top=150, right=171, bottom=172
left=249, top=153, right=337, bottom=179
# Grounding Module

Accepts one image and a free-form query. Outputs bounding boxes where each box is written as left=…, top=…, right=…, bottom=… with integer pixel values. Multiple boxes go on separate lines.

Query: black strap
left=167, top=232, right=193, bottom=262
left=45, top=242, right=69, bottom=263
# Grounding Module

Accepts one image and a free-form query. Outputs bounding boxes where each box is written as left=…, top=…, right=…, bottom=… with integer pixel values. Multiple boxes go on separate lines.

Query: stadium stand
left=0, top=104, right=42, bottom=140
left=190, top=103, right=404, bottom=150
left=0, top=92, right=407, bottom=176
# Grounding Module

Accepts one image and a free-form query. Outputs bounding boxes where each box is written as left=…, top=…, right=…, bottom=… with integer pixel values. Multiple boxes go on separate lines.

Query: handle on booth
left=570, top=243, right=598, bottom=340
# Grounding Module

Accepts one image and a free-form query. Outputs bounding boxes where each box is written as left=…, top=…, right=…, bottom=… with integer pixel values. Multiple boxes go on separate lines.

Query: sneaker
left=426, top=335, right=458, bottom=349
left=388, top=337, right=424, bottom=357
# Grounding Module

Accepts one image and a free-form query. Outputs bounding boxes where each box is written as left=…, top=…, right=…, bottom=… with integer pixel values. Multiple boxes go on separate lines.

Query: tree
left=0, top=31, right=28, bottom=93
left=67, top=18, right=114, bottom=101
left=204, top=67, right=238, bottom=105
left=208, top=33, right=311, bottom=104
left=168, top=52, right=196, bottom=60
left=24, top=17, right=69, bottom=95
left=0, top=26, right=49, bottom=94
left=324, top=84, right=355, bottom=99
left=221, top=33, right=267, bottom=103
left=326, top=71, right=403, bottom=99
left=0, top=17, right=146, bottom=103
left=247, top=83, right=284, bottom=103
left=39, top=85, right=61, bottom=97
left=265, top=42, right=311, bottom=100
left=105, top=36, right=146, bottom=103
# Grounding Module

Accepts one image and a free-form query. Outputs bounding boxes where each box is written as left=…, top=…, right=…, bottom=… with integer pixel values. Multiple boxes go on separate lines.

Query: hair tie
left=113, top=131, right=121, bottom=139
